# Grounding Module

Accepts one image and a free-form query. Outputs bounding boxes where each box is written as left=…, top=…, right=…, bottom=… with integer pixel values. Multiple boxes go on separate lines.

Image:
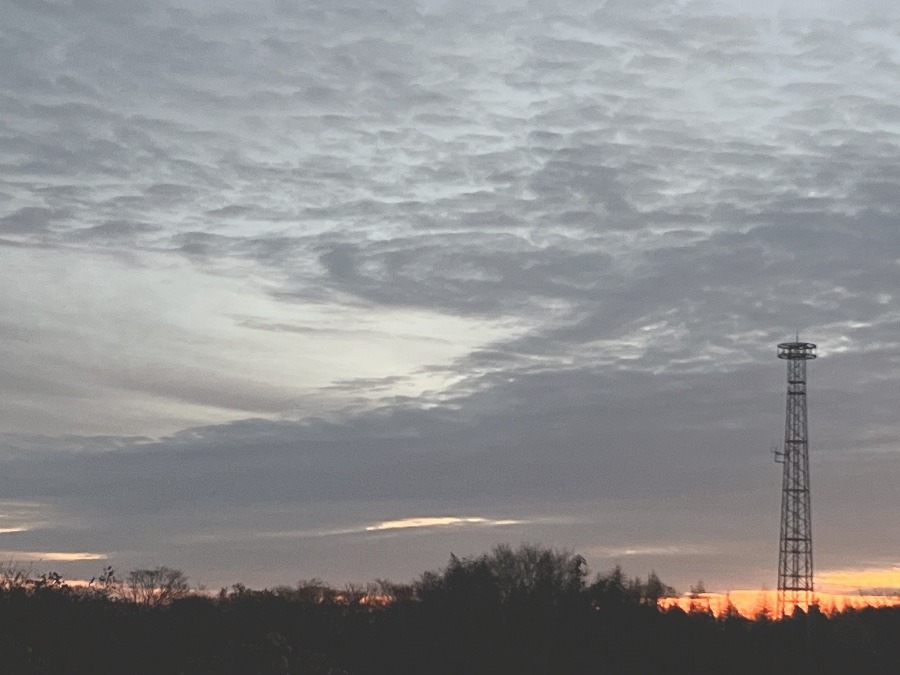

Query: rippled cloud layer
left=0, top=0, right=897, bottom=590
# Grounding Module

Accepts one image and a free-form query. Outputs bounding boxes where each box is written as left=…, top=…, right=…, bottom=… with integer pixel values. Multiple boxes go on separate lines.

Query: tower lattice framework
left=775, top=340, right=816, bottom=618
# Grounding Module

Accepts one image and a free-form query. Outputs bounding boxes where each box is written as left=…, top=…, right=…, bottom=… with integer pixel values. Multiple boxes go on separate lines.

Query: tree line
left=0, top=544, right=896, bottom=674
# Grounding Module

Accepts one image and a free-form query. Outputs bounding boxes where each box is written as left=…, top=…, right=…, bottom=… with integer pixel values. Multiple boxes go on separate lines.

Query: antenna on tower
left=771, top=442, right=783, bottom=464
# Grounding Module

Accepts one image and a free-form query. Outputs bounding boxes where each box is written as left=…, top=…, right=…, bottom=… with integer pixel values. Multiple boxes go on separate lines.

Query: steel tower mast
left=774, top=339, right=816, bottom=618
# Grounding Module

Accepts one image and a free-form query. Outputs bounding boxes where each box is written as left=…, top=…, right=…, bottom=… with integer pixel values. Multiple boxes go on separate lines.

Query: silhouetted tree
left=589, top=564, right=634, bottom=606
left=0, top=550, right=898, bottom=674
left=123, top=566, right=190, bottom=607
left=644, top=570, right=677, bottom=604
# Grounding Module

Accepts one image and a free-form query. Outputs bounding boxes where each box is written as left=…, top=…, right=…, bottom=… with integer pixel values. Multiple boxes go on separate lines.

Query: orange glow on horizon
left=659, top=589, right=900, bottom=618
left=817, top=566, right=900, bottom=595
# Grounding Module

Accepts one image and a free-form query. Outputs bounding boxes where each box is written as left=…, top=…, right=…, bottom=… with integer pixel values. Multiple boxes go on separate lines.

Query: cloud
left=600, top=545, right=706, bottom=557
left=364, top=516, right=523, bottom=532
left=0, top=0, right=897, bottom=590
left=0, top=207, right=64, bottom=234
left=0, top=527, right=29, bottom=535
left=252, top=515, right=525, bottom=540
left=0, top=552, right=107, bottom=562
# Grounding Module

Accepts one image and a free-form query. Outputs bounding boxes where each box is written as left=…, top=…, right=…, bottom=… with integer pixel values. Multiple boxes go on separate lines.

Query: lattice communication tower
left=774, top=339, right=816, bottom=618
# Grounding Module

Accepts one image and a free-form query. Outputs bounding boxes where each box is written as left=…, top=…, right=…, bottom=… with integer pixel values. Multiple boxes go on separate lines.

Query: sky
left=0, top=0, right=898, bottom=595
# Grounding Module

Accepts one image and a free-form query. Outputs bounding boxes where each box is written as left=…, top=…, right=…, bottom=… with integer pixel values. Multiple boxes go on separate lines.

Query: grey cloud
left=67, top=220, right=161, bottom=242
left=1, top=0, right=898, bottom=589
left=207, top=204, right=253, bottom=217
left=1, top=346, right=895, bottom=586
left=0, top=351, right=884, bottom=513
left=308, top=235, right=617, bottom=317
left=0, top=207, right=63, bottom=234
left=145, top=183, right=196, bottom=200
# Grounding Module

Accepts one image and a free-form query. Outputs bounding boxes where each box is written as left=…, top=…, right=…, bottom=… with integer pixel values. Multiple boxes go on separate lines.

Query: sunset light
left=0, top=552, right=108, bottom=562
left=364, top=517, right=523, bottom=532
left=660, top=588, right=900, bottom=619
left=817, top=566, right=900, bottom=595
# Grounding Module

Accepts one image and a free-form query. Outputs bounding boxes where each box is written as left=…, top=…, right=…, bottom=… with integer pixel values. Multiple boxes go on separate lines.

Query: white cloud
left=365, top=516, right=523, bottom=531
left=0, top=551, right=107, bottom=562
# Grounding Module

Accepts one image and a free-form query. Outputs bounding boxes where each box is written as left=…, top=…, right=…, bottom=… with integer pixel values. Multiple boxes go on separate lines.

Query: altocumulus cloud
left=0, top=0, right=897, bottom=590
